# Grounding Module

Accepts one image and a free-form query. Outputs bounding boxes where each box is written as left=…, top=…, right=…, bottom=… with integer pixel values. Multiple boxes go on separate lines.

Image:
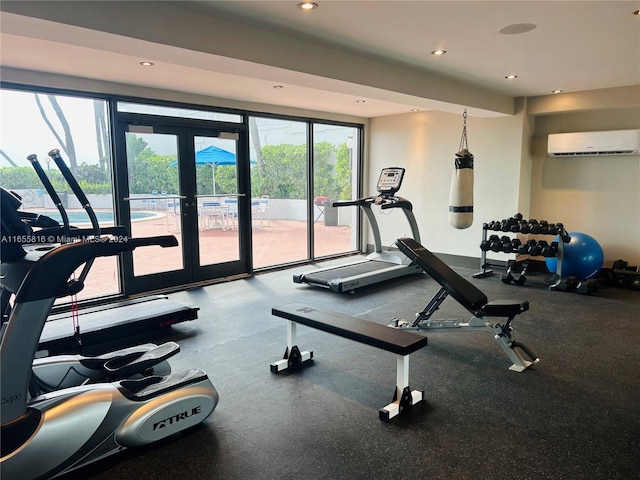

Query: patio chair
left=224, top=198, right=239, bottom=229
left=252, top=195, right=270, bottom=227
left=200, top=201, right=228, bottom=231
left=165, top=197, right=180, bottom=232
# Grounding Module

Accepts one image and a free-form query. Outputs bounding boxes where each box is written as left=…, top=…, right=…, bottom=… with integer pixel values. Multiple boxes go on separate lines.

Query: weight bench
left=270, top=303, right=428, bottom=422
left=392, top=237, right=539, bottom=372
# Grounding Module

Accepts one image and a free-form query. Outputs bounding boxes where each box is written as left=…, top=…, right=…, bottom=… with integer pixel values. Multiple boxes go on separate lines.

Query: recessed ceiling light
left=273, top=85, right=284, bottom=89
left=552, top=89, right=564, bottom=94
left=411, top=109, right=420, bottom=112
left=498, top=23, right=537, bottom=35
left=139, top=61, right=155, bottom=67
left=431, top=49, right=447, bottom=56
left=505, top=74, right=518, bottom=80
left=297, top=2, right=318, bottom=10
left=356, top=100, right=366, bottom=103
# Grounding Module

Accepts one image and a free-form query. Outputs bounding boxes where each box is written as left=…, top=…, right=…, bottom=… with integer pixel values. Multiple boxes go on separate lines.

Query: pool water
left=36, top=211, right=156, bottom=224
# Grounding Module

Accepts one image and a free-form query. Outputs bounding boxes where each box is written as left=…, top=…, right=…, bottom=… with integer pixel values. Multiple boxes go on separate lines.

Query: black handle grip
left=48, top=149, right=101, bottom=237
left=27, top=154, right=70, bottom=238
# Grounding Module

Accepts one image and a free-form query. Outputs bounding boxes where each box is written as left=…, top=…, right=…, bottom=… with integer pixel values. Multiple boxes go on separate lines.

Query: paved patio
left=66, top=212, right=354, bottom=301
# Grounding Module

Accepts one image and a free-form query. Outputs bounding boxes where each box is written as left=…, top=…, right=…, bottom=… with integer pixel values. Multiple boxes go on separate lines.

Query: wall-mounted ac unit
left=547, top=129, right=640, bottom=157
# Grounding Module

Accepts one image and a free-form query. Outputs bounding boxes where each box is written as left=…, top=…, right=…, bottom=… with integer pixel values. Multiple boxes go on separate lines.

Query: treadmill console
left=377, top=167, right=405, bottom=196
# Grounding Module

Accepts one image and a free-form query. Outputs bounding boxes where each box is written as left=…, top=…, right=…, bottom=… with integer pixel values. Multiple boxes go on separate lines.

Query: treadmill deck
left=39, top=295, right=198, bottom=354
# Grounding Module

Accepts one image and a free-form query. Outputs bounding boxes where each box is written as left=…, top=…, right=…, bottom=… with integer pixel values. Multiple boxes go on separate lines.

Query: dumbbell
left=501, top=259, right=518, bottom=284
left=536, top=240, right=555, bottom=257
left=613, top=273, right=629, bottom=288
left=519, top=239, right=537, bottom=255
left=612, top=259, right=628, bottom=270
left=519, top=221, right=531, bottom=234
left=514, top=220, right=528, bottom=233
left=543, top=241, right=559, bottom=257
left=528, top=219, right=541, bottom=234
left=557, top=225, right=571, bottom=243
left=528, top=241, right=543, bottom=257
left=500, top=236, right=513, bottom=253
left=538, top=220, right=549, bottom=234
left=500, top=218, right=517, bottom=232
left=547, top=223, right=558, bottom=235
left=512, top=261, right=529, bottom=285
left=510, top=238, right=522, bottom=254
left=480, top=234, right=499, bottom=251
left=555, top=277, right=579, bottom=291
left=576, top=278, right=599, bottom=295
left=489, top=235, right=504, bottom=252
left=508, top=214, right=524, bottom=232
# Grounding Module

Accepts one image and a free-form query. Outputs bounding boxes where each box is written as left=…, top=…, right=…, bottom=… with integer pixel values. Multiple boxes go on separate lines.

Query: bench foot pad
left=379, top=387, right=424, bottom=422
left=270, top=346, right=313, bottom=373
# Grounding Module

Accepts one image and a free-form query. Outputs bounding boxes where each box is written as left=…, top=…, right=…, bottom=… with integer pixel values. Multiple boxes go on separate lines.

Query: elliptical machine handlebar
left=15, top=235, right=178, bottom=303
left=26, top=154, right=71, bottom=239
left=48, top=149, right=101, bottom=237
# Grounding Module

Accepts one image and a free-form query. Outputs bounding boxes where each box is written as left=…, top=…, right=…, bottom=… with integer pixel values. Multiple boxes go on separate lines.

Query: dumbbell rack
left=473, top=215, right=569, bottom=289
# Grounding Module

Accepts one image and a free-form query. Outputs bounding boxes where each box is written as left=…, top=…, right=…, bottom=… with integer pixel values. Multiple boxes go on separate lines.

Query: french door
left=115, top=119, right=251, bottom=294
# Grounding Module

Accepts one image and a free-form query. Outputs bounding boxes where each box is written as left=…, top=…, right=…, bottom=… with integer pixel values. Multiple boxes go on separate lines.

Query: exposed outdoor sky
left=0, top=89, right=103, bottom=167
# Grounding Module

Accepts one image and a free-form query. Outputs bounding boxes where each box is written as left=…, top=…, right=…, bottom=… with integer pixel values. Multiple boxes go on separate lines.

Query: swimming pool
left=34, top=211, right=160, bottom=225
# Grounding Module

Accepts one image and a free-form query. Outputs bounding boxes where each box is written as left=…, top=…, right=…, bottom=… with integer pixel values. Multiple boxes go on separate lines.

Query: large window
left=0, top=89, right=118, bottom=302
left=313, top=123, right=359, bottom=258
left=1, top=86, right=363, bottom=300
left=249, top=116, right=359, bottom=268
left=249, top=117, right=309, bottom=267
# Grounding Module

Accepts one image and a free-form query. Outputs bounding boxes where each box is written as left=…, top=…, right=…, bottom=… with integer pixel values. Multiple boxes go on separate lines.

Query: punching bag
left=449, top=109, right=474, bottom=229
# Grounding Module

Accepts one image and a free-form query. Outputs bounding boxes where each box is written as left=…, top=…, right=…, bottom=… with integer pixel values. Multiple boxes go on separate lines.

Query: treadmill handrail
left=332, top=194, right=420, bottom=252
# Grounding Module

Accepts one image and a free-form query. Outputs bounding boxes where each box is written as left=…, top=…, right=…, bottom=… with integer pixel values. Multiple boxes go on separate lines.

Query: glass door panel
left=124, top=130, right=184, bottom=277
left=194, top=135, right=241, bottom=266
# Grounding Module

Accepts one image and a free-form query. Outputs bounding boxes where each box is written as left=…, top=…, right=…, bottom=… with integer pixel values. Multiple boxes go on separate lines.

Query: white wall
left=367, top=100, right=640, bottom=267
left=367, top=104, right=527, bottom=258
left=531, top=109, right=640, bottom=265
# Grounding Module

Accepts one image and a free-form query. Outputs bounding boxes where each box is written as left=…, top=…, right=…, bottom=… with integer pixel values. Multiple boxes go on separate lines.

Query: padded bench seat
left=478, top=299, right=529, bottom=317
left=272, top=304, right=428, bottom=355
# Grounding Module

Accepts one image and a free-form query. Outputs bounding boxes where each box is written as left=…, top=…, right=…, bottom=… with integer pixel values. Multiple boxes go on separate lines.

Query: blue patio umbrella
left=170, top=145, right=241, bottom=194
left=195, top=145, right=238, bottom=195
left=170, top=145, right=256, bottom=194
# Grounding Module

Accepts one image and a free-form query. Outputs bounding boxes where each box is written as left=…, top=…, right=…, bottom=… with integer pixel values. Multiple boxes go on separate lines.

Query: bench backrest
left=396, top=237, right=488, bottom=312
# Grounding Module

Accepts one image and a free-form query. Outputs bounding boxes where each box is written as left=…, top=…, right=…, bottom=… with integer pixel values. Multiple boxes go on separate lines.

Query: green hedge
left=1, top=142, right=353, bottom=200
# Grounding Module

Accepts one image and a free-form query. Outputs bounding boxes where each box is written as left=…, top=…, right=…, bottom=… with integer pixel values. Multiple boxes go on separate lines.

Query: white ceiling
left=1, top=1, right=639, bottom=118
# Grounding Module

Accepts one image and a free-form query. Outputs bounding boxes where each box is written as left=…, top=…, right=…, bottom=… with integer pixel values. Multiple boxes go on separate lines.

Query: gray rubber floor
left=62, top=259, right=639, bottom=480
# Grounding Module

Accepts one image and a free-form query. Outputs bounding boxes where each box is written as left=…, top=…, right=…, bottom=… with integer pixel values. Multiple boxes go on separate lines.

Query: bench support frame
left=390, top=287, right=538, bottom=372
left=270, top=318, right=424, bottom=422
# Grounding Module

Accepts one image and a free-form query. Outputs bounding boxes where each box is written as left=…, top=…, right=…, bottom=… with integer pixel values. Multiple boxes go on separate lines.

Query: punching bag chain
left=449, top=108, right=474, bottom=229
left=458, top=108, right=469, bottom=152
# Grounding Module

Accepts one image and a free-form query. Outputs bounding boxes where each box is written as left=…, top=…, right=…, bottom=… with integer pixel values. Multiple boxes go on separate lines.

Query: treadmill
left=0, top=150, right=198, bottom=355
left=293, top=167, right=423, bottom=293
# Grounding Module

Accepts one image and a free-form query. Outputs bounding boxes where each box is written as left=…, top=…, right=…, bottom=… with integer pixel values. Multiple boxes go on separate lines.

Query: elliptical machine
left=1, top=152, right=175, bottom=396
left=1, top=153, right=219, bottom=480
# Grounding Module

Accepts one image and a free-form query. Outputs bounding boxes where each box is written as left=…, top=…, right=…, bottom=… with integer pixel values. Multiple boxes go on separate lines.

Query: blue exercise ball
left=545, top=232, right=604, bottom=280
